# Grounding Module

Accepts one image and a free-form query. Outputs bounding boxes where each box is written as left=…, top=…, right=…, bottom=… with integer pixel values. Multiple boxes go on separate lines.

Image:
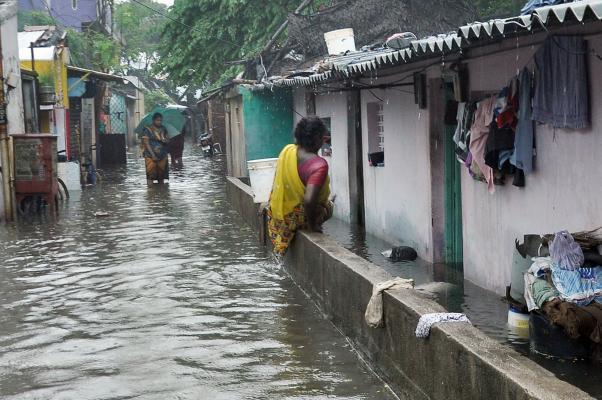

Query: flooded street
left=0, top=148, right=394, bottom=400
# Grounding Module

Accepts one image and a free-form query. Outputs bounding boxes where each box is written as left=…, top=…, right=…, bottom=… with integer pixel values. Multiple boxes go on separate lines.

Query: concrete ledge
left=226, top=177, right=593, bottom=400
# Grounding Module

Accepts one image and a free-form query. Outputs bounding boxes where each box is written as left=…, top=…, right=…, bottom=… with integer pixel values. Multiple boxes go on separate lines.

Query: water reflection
left=0, top=148, right=395, bottom=400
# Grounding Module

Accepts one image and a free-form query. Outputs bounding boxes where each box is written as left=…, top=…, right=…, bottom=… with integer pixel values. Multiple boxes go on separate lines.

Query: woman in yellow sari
left=268, top=117, right=333, bottom=255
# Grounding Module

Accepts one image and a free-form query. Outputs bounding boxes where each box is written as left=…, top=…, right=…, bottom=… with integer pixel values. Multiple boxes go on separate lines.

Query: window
left=72, top=0, right=78, bottom=10
left=367, top=101, right=385, bottom=166
left=320, top=117, right=332, bottom=157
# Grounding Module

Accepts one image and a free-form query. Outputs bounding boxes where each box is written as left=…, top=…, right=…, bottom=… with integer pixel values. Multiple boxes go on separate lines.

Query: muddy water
left=0, top=149, right=395, bottom=400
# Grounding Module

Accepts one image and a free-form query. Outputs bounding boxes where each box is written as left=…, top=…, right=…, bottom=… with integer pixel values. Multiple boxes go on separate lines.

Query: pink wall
left=461, top=33, right=602, bottom=294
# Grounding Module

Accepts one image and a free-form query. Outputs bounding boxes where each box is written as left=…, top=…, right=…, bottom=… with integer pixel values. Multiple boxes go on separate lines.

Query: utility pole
left=0, top=29, right=14, bottom=221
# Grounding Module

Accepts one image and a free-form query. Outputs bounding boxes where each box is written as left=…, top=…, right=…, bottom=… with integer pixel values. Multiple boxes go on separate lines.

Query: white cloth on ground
left=365, top=277, right=414, bottom=328
left=415, top=313, right=471, bottom=338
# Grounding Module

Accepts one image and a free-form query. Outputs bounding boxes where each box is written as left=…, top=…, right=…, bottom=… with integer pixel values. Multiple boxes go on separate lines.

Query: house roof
left=19, top=46, right=56, bottom=62
left=286, top=0, right=478, bottom=59
left=254, top=0, right=602, bottom=89
left=67, top=65, right=127, bottom=83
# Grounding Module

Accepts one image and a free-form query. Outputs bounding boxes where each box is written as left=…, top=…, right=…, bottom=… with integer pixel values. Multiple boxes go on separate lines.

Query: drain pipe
left=0, top=30, right=14, bottom=221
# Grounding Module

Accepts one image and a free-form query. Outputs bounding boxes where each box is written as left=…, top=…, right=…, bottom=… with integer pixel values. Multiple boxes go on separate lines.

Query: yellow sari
left=267, top=144, right=331, bottom=255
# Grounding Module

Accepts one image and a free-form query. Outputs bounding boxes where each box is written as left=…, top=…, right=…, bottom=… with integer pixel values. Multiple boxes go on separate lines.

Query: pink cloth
left=469, top=96, right=497, bottom=193
left=298, top=156, right=329, bottom=186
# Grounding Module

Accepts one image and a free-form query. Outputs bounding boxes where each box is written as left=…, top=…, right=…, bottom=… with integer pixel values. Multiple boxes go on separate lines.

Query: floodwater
left=0, top=149, right=396, bottom=400
left=325, top=219, right=602, bottom=399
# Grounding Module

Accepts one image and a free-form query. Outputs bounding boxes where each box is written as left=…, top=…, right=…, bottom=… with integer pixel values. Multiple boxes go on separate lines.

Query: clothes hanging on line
left=532, top=35, right=590, bottom=129
left=468, top=96, right=497, bottom=193
left=511, top=67, right=535, bottom=174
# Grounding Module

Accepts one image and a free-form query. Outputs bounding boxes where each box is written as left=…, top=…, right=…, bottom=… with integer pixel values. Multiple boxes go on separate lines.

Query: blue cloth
left=521, top=0, right=565, bottom=15
left=141, top=126, right=169, bottom=160
left=551, top=265, right=602, bottom=306
left=549, top=230, right=584, bottom=271
left=511, top=68, right=535, bottom=174
left=532, top=36, right=590, bottom=129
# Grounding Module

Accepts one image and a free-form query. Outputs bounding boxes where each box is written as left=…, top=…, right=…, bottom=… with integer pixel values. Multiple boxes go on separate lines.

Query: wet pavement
left=0, top=148, right=396, bottom=400
left=324, top=218, right=602, bottom=399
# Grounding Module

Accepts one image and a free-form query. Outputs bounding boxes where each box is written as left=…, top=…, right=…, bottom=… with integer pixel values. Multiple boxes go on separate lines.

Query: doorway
left=443, top=81, right=463, bottom=264
left=429, top=79, right=463, bottom=265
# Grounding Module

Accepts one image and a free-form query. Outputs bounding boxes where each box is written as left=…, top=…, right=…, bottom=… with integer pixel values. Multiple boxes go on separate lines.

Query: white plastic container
left=247, top=158, right=278, bottom=203
left=324, top=28, right=356, bottom=55
left=57, top=161, right=81, bottom=191
left=507, top=307, right=530, bottom=330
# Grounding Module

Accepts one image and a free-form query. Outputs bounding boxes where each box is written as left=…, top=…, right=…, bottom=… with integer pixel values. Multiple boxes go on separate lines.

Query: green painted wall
left=241, top=87, right=293, bottom=161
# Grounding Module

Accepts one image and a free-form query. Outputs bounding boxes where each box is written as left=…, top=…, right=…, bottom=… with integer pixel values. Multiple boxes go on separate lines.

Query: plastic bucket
left=324, top=28, right=356, bottom=55
left=247, top=158, right=278, bottom=203
left=507, top=306, right=529, bottom=329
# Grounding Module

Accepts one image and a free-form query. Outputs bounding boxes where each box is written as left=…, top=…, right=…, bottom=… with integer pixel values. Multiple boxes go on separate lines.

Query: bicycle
left=56, top=150, right=70, bottom=201
left=81, top=144, right=104, bottom=185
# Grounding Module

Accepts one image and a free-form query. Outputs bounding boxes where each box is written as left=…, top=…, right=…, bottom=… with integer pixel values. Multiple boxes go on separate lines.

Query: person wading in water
left=267, top=117, right=333, bottom=255
left=168, top=133, right=185, bottom=169
left=141, top=113, right=169, bottom=185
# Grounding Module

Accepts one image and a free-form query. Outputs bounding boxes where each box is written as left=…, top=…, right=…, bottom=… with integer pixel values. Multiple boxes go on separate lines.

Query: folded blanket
left=552, top=265, right=602, bottom=306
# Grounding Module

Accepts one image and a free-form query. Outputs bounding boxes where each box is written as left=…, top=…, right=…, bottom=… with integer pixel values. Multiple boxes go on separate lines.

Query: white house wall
left=360, top=81, right=432, bottom=258
left=2, top=12, right=24, bottom=135
left=316, top=91, right=351, bottom=222
left=1, top=7, right=25, bottom=221
left=462, top=33, right=602, bottom=295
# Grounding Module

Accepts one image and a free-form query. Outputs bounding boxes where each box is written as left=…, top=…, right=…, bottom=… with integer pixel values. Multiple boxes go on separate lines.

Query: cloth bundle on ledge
left=415, top=313, right=471, bottom=338
left=365, top=277, right=414, bottom=328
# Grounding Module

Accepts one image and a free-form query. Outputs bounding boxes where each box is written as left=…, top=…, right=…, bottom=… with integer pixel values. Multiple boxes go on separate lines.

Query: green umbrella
left=135, top=107, right=186, bottom=139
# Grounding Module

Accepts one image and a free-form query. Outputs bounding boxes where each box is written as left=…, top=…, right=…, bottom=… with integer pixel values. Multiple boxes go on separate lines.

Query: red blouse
left=298, top=156, right=329, bottom=186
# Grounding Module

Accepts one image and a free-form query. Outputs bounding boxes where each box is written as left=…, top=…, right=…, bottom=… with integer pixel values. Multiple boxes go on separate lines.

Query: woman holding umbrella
left=137, top=107, right=186, bottom=184
left=141, top=112, right=170, bottom=184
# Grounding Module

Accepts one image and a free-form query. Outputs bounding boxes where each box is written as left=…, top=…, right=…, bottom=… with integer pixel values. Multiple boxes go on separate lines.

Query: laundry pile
left=452, top=35, right=589, bottom=193
left=524, top=230, right=602, bottom=361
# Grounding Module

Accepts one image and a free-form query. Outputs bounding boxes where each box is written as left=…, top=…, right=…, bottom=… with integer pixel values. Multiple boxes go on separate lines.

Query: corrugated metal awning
left=256, top=0, right=602, bottom=90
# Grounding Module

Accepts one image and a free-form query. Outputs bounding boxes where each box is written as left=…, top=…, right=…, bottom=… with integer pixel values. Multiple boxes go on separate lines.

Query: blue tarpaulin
left=67, top=77, right=86, bottom=97
left=521, top=0, right=569, bottom=15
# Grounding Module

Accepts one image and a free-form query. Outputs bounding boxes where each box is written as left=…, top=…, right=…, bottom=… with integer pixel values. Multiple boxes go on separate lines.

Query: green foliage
left=115, top=0, right=167, bottom=71
left=156, top=0, right=301, bottom=87
left=68, top=29, right=122, bottom=72
left=37, top=71, right=55, bottom=87
left=17, top=10, right=55, bottom=30
left=145, top=88, right=172, bottom=110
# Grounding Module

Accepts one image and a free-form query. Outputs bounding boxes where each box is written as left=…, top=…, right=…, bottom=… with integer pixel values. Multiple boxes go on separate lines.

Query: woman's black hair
left=152, top=112, right=163, bottom=120
left=294, top=116, right=327, bottom=150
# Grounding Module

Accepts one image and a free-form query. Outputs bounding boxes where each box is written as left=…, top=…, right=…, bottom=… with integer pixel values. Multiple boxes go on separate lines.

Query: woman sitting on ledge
left=267, top=117, right=333, bottom=256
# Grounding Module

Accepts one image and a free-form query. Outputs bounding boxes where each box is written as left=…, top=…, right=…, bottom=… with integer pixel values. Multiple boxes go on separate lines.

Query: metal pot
left=39, top=85, right=56, bottom=105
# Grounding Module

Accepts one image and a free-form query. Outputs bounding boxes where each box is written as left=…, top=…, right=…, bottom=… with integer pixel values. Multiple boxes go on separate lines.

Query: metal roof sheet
left=257, top=0, right=602, bottom=89
left=19, top=46, right=55, bottom=62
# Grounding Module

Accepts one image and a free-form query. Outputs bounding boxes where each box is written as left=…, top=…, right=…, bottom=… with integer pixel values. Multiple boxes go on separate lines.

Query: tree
left=67, top=29, right=122, bottom=72
left=156, top=0, right=303, bottom=87
left=145, top=88, right=172, bottom=110
left=115, top=0, right=167, bottom=72
left=18, top=10, right=56, bottom=30
left=469, top=0, right=525, bottom=18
